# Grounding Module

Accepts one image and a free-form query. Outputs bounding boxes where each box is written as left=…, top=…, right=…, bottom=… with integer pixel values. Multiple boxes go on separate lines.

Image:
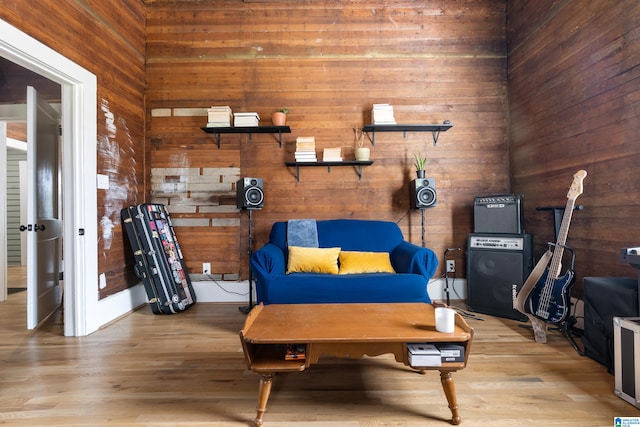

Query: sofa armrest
left=391, top=241, right=438, bottom=279
left=250, top=243, right=286, bottom=278
left=250, top=243, right=287, bottom=303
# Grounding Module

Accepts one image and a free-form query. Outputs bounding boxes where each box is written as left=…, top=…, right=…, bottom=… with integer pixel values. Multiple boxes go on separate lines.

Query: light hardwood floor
left=0, top=282, right=637, bottom=426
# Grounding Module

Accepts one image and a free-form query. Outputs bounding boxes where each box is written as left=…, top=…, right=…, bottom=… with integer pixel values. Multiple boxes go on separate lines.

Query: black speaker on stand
left=467, top=233, right=533, bottom=321
left=410, top=178, right=437, bottom=209
left=236, top=177, right=264, bottom=209
left=237, top=178, right=264, bottom=314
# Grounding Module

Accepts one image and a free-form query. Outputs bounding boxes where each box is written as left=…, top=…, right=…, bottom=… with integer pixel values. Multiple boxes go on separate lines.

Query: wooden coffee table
left=239, top=303, right=474, bottom=425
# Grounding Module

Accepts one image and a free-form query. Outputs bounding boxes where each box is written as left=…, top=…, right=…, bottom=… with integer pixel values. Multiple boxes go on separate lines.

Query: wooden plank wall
left=0, top=0, right=147, bottom=298
left=7, top=0, right=636, bottom=302
left=146, top=0, right=510, bottom=280
left=507, top=0, right=640, bottom=295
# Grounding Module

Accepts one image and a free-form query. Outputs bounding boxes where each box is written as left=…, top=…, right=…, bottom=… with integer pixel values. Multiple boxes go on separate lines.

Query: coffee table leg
left=440, top=371, right=461, bottom=425
left=254, top=374, right=273, bottom=426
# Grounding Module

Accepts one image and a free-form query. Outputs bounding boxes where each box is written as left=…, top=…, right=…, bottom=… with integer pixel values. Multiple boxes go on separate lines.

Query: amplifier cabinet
left=474, top=194, right=523, bottom=234
left=614, top=317, right=640, bottom=408
left=467, top=233, right=533, bottom=321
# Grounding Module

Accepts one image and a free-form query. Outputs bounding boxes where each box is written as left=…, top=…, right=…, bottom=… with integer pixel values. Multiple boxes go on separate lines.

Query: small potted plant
left=271, top=107, right=289, bottom=126
left=353, top=126, right=370, bottom=161
left=413, top=151, right=427, bottom=178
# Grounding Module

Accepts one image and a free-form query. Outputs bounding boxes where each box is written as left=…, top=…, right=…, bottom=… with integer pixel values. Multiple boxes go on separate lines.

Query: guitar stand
left=517, top=313, right=583, bottom=355
left=537, top=205, right=584, bottom=241
left=519, top=240, right=584, bottom=355
left=546, top=242, right=584, bottom=355
left=556, top=315, right=584, bottom=355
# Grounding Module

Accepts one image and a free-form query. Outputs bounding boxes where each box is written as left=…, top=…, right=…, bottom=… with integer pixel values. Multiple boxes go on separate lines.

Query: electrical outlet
left=202, top=262, right=211, bottom=274
left=446, top=260, right=456, bottom=273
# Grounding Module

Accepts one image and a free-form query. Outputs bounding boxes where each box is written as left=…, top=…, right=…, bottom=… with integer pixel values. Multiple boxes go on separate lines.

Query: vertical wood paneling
left=508, top=0, right=640, bottom=296
left=6, top=149, right=26, bottom=265
left=146, top=0, right=509, bottom=280
left=0, top=0, right=147, bottom=298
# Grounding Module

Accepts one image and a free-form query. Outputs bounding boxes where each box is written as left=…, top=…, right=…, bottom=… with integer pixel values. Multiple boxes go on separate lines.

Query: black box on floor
left=583, top=277, right=638, bottom=371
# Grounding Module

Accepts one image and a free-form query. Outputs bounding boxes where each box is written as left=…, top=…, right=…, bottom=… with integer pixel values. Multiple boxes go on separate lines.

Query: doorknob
left=19, top=224, right=46, bottom=232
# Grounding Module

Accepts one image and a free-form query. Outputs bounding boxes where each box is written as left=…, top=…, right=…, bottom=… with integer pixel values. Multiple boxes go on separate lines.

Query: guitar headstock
left=567, top=169, right=587, bottom=200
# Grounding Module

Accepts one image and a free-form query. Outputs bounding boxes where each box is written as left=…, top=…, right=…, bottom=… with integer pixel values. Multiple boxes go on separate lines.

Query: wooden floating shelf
left=362, top=123, right=452, bottom=146
left=285, top=160, right=374, bottom=182
left=201, top=125, right=291, bottom=148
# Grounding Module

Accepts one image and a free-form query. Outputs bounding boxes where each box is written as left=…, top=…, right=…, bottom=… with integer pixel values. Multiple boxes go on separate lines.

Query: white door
left=0, top=122, right=6, bottom=303
left=26, top=86, right=62, bottom=329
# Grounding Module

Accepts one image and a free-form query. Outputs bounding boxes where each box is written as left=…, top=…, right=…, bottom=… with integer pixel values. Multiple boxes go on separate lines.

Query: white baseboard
left=96, top=281, right=251, bottom=329
left=192, top=280, right=253, bottom=303
left=188, top=278, right=584, bottom=332
left=96, top=283, right=148, bottom=328
left=193, top=279, right=468, bottom=304
left=109, top=279, right=468, bottom=310
left=428, top=277, right=467, bottom=303
left=95, top=279, right=473, bottom=332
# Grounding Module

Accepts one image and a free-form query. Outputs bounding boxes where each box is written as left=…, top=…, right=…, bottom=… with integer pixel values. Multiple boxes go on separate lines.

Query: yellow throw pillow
left=286, top=246, right=341, bottom=274
left=338, top=251, right=395, bottom=274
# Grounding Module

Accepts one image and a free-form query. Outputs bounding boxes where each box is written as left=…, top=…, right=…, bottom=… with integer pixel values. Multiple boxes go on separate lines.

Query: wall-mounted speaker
left=236, top=177, right=264, bottom=209
left=467, top=233, right=533, bottom=321
left=473, top=194, right=523, bottom=234
left=410, top=178, right=437, bottom=209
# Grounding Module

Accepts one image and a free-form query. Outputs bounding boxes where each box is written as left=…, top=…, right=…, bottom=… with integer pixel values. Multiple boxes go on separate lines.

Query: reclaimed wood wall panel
left=507, top=0, right=640, bottom=296
left=146, top=0, right=509, bottom=282
left=1, top=0, right=147, bottom=298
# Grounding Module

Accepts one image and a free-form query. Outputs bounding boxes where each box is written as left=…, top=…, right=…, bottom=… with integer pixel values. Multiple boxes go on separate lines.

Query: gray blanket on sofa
left=287, top=219, right=318, bottom=247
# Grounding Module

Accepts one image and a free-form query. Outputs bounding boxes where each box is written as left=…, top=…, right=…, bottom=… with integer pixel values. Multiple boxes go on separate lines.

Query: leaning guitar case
left=121, top=203, right=196, bottom=314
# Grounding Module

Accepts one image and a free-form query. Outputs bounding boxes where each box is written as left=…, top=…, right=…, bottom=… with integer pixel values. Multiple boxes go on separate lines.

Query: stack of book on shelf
left=233, top=112, right=260, bottom=127
left=371, top=103, right=396, bottom=124
left=285, top=344, right=306, bottom=361
left=206, top=106, right=233, bottom=127
left=295, top=136, right=317, bottom=162
left=322, top=147, right=342, bottom=162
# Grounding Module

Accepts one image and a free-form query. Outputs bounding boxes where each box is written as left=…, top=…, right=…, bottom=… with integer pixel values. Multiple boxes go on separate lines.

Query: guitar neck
left=548, top=198, right=576, bottom=278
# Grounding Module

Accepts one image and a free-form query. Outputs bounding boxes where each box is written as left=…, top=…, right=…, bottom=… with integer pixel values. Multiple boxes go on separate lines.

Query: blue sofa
left=250, top=219, right=438, bottom=305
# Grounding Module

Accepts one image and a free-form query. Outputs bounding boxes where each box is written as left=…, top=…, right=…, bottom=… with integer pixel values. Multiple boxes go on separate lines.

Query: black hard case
left=121, top=204, right=196, bottom=314
left=583, top=276, right=638, bottom=371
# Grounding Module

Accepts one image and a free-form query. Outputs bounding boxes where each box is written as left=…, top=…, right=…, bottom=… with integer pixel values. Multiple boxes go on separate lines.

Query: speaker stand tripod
left=420, top=209, right=426, bottom=247
left=239, top=209, right=255, bottom=314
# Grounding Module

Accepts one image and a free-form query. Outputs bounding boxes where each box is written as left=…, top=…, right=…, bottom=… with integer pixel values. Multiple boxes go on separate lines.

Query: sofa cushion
left=286, top=246, right=341, bottom=274
left=339, top=251, right=395, bottom=274
left=263, top=272, right=429, bottom=304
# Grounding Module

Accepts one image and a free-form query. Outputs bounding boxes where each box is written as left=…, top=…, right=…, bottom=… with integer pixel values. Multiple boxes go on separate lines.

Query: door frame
left=0, top=19, right=98, bottom=336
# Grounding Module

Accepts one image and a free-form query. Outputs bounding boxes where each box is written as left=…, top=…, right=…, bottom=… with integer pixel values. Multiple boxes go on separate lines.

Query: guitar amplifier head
left=474, top=194, right=523, bottom=234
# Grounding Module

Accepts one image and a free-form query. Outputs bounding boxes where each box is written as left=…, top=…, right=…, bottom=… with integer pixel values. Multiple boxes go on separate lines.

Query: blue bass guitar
left=515, top=170, right=586, bottom=342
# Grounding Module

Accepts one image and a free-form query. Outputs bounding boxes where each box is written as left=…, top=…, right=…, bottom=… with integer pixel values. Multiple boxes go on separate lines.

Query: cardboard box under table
left=614, top=316, right=640, bottom=408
